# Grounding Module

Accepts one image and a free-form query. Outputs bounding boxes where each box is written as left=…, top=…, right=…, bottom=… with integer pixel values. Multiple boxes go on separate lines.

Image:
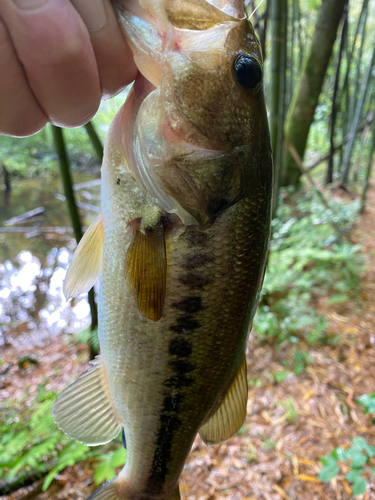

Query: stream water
left=0, top=174, right=101, bottom=348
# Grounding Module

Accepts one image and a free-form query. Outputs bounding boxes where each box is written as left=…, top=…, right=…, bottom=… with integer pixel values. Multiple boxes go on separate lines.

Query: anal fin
left=64, top=214, right=104, bottom=300
left=125, top=220, right=166, bottom=322
left=52, top=355, right=121, bottom=446
left=199, top=358, right=248, bottom=445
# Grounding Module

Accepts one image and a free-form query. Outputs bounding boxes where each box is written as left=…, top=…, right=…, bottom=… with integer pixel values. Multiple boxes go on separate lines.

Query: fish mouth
left=115, top=1, right=244, bottom=84
left=115, top=0, right=263, bottom=225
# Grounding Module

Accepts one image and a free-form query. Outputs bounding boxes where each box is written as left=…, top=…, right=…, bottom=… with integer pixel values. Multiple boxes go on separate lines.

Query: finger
left=0, top=19, right=47, bottom=136
left=71, top=0, right=138, bottom=99
left=0, top=0, right=102, bottom=128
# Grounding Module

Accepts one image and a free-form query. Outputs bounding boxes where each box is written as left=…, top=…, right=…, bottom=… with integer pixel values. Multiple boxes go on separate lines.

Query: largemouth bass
left=53, top=1, right=272, bottom=499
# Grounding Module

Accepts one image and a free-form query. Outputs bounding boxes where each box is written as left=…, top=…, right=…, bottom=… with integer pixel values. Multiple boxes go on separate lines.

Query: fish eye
left=233, top=54, right=262, bottom=90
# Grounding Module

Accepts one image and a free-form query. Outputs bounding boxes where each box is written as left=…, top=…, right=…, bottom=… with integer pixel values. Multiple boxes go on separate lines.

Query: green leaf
left=94, top=447, right=126, bottom=485
left=351, top=437, right=368, bottom=450
left=357, top=393, right=375, bottom=414
left=110, top=448, right=126, bottom=468
left=94, top=460, right=116, bottom=485
left=274, top=370, right=291, bottom=383
left=364, top=444, right=375, bottom=457
left=346, top=468, right=363, bottom=482
left=43, top=459, right=74, bottom=491
left=320, top=455, right=337, bottom=467
left=346, top=449, right=368, bottom=468
left=352, top=477, right=366, bottom=496
left=319, top=464, right=340, bottom=482
left=331, top=447, right=347, bottom=461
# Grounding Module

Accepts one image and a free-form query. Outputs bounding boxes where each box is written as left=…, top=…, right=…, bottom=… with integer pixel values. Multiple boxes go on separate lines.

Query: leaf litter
left=1, top=181, right=375, bottom=500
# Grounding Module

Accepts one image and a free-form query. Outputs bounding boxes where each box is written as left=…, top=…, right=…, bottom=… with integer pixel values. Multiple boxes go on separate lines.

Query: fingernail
left=71, top=0, right=107, bottom=32
left=11, top=0, right=48, bottom=9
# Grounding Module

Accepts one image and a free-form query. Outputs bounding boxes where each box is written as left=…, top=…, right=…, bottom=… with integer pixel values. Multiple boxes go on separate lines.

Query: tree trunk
left=326, top=1, right=348, bottom=185
left=269, top=0, right=287, bottom=214
left=281, top=0, right=346, bottom=186
left=340, top=44, right=375, bottom=187
left=52, top=125, right=99, bottom=360
left=84, top=121, right=104, bottom=161
left=360, top=109, right=375, bottom=213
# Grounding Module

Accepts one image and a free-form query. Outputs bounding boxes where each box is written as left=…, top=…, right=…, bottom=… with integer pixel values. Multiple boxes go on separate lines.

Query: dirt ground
left=1, top=180, right=375, bottom=500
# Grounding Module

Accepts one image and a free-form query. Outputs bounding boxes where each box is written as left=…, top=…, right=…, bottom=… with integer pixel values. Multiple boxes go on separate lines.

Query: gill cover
left=115, top=0, right=267, bottom=225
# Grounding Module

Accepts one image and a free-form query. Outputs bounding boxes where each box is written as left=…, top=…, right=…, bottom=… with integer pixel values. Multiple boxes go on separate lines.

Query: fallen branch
left=305, top=114, right=373, bottom=173
left=73, top=179, right=101, bottom=190
left=285, top=139, right=343, bottom=239
left=0, top=226, right=72, bottom=233
left=54, top=193, right=100, bottom=214
left=4, top=207, right=45, bottom=226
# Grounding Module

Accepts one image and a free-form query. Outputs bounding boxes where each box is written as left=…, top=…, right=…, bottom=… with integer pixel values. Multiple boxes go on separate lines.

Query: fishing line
left=247, top=0, right=265, bottom=20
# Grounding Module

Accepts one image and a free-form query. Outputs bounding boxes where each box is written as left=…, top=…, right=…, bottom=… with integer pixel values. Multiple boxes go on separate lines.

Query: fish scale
left=98, top=179, right=270, bottom=497
left=52, top=0, right=272, bottom=498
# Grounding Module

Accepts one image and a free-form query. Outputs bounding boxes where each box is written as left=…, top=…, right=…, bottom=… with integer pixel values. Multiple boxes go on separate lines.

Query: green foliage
left=262, top=439, right=276, bottom=451
left=0, top=95, right=124, bottom=180
left=0, top=384, right=125, bottom=493
left=254, top=190, right=364, bottom=346
left=357, top=393, right=375, bottom=423
left=75, top=326, right=100, bottom=353
left=94, top=448, right=127, bottom=485
left=319, top=438, right=375, bottom=496
left=278, top=398, right=298, bottom=424
left=0, top=384, right=90, bottom=490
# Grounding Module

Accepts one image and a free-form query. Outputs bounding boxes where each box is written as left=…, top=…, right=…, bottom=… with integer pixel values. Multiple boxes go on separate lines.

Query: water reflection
left=0, top=175, right=100, bottom=347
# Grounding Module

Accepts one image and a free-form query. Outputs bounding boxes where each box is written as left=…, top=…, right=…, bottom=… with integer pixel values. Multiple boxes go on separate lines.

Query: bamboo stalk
left=340, top=44, right=375, bottom=187
left=348, top=0, right=369, bottom=123
left=340, top=0, right=369, bottom=140
left=269, top=0, right=287, bottom=215
left=51, top=125, right=98, bottom=359
left=84, top=121, right=104, bottom=161
left=326, top=2, right=348, bottom=185
left=360, top=114, right=375, bottom=213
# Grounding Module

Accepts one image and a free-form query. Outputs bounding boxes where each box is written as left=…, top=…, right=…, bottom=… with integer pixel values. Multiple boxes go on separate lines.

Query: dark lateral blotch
left=169, top=337, right=193, bottom=357
left=165, top=373, right=193, bottom=388
left=172, top=296, right=203, bottom=314
left=162, top=393, right=183, bottom=413
left=187, top=230, right=209, bottom=247
left=178, top=272, right=211, bottom=289
left=182, top=253, right=214, bottom=271
left=170, top=359, right=195, bottom=376
left=170, top=315, right=201, bottom=334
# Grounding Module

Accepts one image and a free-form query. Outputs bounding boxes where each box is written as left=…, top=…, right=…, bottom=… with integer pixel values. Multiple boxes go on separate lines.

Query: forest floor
left=2, top=179, right=375, bottom=500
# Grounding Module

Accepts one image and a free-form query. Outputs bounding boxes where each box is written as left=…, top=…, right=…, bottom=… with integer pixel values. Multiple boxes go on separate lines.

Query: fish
left=52, top=0, right=273, bottom=499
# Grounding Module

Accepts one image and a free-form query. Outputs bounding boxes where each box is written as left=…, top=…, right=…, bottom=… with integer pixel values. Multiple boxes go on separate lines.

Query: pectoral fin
left=63, top=214, right=104, bottom=300
left=52, top=356, right=121, bottom=446
left=199, top=358, right=248, bottom=445
left=125, top=221, right=166, bottom=322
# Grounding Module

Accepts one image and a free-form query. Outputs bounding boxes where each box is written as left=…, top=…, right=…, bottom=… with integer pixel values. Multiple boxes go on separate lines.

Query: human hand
left=0, top=0, right=138, bottom=137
